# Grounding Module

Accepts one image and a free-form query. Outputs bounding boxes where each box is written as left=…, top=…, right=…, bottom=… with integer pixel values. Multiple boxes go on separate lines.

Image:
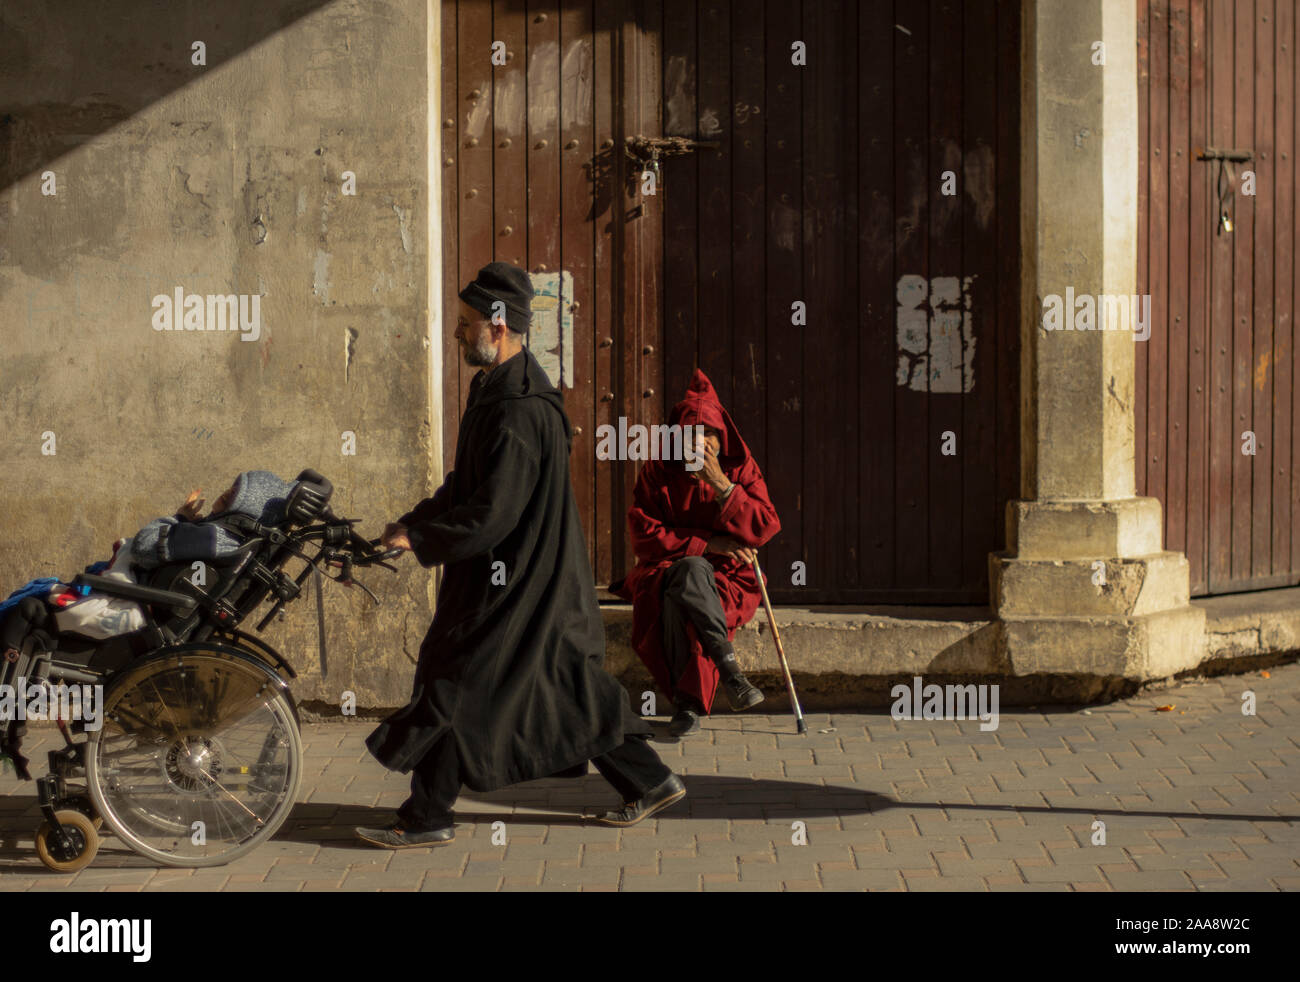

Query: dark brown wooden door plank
left=1207, top=0, right=1236, bottom=590
left=1187, top=0, right=1211, bottom=594
left=893, top=1, right=931, bottom=593
left=762, top=0, right=805, bottom=600
left=858, top=0, right=898, bottom=596
left=559, top=0, right=599, bottom=577
left=1252, top=0, right=1276, bottom=582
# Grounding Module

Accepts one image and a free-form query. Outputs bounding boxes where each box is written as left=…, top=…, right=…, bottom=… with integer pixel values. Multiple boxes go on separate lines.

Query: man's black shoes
left=355, top=821, right=456, bottom=849
left=723, top=673, right=765, bottom=711
left=596, top=773, right=687, bottom=827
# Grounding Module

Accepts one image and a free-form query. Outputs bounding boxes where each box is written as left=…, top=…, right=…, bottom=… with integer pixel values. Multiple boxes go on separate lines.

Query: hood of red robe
left=668, top=369, right=753, bottom=469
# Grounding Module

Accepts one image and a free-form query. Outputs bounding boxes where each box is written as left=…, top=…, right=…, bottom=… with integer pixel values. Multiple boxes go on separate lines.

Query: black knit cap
left=459, top=261, right=534, bottom=335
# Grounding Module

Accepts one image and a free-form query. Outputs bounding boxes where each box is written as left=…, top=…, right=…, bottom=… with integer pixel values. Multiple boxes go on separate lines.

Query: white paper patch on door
left=527, top=270, right=574, bottom=389
left=895, top=274, right=977, bottom=393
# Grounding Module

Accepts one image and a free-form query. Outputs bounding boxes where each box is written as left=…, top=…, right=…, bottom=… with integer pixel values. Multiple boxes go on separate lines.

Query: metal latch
left=624, top=135, right=721, bottom=190
left=1197, top=147, right=1253, bottom=235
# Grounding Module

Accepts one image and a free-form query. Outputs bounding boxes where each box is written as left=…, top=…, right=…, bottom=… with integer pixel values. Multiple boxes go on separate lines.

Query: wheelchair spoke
left=146, top=679, right=184, bottom=738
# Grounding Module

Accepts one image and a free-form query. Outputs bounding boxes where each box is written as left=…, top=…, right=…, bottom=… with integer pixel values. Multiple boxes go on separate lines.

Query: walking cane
left=750, top=556, right=807, bottom=735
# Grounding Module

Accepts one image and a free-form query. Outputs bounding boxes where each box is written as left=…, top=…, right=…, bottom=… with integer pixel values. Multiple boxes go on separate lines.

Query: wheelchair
left=1, top=470, right=399, bottom=872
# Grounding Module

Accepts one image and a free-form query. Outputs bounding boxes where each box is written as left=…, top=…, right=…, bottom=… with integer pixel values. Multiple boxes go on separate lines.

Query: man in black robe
left=357, top=261, right=685, bottom=847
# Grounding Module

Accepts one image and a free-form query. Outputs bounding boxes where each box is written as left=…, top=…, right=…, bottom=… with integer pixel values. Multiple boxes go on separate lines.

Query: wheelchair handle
left=331, top=528, right=402, bottom=565
left=363, top=537, right=405, bottom=563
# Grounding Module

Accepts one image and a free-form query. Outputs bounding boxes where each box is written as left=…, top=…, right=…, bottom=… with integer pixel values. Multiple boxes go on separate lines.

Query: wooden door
left=1137, top=0, right=1300, bottom=595
left=653, top=0, right=1021, bottom=603
left=442, top=0, right=1022, bottom=603
left=441, top=0, right=658, bottom=586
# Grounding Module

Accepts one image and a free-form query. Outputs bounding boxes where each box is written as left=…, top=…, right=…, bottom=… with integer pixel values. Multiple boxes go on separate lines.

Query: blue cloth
left=0, top=578, right=61, bottom=618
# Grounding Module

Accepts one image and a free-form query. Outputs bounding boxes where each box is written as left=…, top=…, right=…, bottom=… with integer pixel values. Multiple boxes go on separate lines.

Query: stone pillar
left=990, top=0, right=1204, bottom=683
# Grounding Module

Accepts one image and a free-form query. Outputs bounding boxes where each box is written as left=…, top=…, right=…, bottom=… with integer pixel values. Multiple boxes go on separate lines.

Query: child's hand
left=178, top=488, right=205, bottom=520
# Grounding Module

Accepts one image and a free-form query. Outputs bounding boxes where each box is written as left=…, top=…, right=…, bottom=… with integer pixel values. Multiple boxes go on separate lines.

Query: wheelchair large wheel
left=85, top=644, right=302, bottom=868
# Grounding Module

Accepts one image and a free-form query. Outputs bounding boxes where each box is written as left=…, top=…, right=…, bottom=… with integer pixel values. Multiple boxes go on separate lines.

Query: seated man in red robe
left=611, top=370, right=782, bottom=736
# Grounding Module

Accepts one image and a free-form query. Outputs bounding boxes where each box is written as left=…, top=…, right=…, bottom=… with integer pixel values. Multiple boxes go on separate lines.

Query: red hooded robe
left=610, top=370, right=781, bottom=712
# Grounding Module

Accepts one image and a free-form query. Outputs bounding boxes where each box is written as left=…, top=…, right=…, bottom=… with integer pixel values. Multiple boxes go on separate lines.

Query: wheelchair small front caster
left=35, top=810, right=99, bottom=872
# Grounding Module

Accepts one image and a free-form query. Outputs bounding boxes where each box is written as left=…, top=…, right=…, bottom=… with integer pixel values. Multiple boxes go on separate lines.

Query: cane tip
left=796, top=720, right=808, bottom=735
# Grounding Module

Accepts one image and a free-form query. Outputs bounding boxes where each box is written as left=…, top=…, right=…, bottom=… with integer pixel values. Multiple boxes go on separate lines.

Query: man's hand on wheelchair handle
left=381, top=522, right=413, bottom=552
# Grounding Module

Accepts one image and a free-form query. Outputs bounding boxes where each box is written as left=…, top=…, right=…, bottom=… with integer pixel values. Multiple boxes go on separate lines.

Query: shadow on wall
left=0, top=0, right=334, bottom=191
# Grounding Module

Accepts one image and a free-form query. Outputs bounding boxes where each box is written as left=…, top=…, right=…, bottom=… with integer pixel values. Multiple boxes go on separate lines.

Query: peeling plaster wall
left=0, top=0, right=437, bottom=705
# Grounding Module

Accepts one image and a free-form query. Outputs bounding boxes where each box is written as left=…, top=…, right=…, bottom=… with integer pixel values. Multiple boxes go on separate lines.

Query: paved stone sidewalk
left=1, top=664, right=1296, bottom=891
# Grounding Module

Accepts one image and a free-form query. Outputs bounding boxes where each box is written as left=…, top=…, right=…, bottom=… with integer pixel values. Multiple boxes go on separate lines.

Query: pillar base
left=992, top=497, right=1206, bottom=681
left=1005, top=496, right=1165, bottom=559
left=990, top=551, right=1190, bottom=618
left=996, top=606, right=1206, bottom=680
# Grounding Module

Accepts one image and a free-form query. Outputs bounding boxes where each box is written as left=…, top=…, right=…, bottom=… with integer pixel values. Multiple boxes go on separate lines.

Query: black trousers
left=661, top=556, right=733, bottom=702
left=397, top=731, right=671, bottom=830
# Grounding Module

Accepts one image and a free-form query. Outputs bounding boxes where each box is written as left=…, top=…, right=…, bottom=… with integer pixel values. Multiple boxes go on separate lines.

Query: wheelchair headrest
left=286, top=470, right=333, bottom=525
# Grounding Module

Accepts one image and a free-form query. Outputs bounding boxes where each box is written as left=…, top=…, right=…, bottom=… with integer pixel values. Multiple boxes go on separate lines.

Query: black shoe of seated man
left=355, top=821, right=455, bottom=849
left=722, top=672, right=765, bottom=711
left=668, top=694, right=707, bottom=736
left=596, top=773, right=686, bottom=827
left=717, top=655, right=764, bottom=712
left=668, top=707, right=701, bottom=737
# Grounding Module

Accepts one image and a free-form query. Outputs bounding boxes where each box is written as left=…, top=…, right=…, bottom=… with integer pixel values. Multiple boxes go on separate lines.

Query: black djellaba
left=360, top=341, right=684, bottom=846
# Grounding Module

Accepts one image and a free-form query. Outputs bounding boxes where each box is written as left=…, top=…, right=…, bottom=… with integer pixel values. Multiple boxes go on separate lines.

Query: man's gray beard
left=463, top=333, right=497, bottom=367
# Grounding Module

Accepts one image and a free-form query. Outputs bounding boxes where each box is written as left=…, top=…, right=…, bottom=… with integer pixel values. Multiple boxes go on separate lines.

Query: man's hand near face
left=691, top=436, right=732, bottom=497
left=381, top=522, right=413, bottom=552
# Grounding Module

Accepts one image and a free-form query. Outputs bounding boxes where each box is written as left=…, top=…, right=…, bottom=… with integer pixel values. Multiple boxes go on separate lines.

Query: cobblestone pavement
left=1, top=664, right=1296, bottom=891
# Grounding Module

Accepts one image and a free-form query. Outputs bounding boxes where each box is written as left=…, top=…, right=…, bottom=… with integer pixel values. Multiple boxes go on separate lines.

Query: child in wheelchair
left=0, top=470, right=302, bottom=778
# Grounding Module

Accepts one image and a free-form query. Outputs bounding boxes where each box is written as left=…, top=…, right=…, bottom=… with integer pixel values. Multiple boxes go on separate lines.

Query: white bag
left=51, top=539, right=146, bottom=640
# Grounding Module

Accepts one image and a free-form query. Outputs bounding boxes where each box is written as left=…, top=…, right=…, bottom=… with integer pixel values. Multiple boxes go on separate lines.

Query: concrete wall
left=0, top=0, right=439, bottom=706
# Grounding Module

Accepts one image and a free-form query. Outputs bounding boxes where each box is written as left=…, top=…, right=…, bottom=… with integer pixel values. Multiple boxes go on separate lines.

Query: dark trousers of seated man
left=661, top=556, right=735, bottom=713
left=398, top=730, right=669, bottom=830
